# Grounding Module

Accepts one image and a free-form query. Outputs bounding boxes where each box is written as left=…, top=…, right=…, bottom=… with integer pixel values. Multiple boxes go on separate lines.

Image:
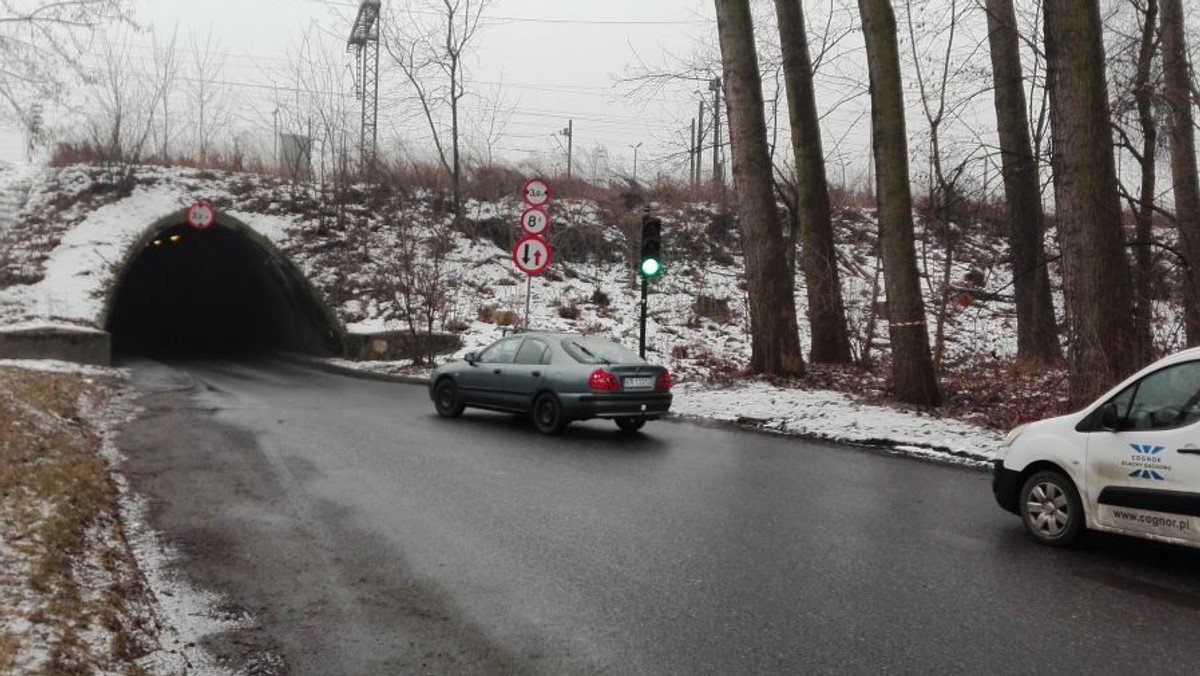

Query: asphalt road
left=116, top=357, right=1200, bottom=675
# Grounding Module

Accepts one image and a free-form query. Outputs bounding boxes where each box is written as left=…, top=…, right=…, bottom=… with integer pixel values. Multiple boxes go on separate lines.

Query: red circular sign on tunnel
left=185, top=200, right=216, bottom=230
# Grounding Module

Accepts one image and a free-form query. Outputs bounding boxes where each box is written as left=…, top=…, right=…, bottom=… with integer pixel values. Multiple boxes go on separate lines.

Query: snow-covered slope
left=0, top=163, right=1032, bottom=461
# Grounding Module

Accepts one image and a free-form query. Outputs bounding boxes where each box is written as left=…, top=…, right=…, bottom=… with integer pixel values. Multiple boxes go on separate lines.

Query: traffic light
left=639, top=215, right=663, bottom=278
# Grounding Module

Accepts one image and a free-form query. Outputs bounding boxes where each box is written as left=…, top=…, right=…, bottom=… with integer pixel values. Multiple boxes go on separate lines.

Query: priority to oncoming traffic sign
left=512, top=234, right=551, bottom=275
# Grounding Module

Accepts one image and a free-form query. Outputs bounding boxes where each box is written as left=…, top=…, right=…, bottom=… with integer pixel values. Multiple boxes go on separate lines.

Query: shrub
left=477, top=304, right=522, bottom=326
left=557, top=303, right=581, bottom=320
left=494, top=309, right=521, bottom=326
left=693, top=294, right=733, bottom=324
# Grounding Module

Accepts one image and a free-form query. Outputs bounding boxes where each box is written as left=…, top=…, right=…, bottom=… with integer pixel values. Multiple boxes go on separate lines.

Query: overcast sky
left=2, top=0, right=985, bottom=189
left=2, top=0, right=884, bottom=181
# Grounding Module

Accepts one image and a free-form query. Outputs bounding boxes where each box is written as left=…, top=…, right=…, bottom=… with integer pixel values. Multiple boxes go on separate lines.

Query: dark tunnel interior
left=107, top=223, right=342, bottom=357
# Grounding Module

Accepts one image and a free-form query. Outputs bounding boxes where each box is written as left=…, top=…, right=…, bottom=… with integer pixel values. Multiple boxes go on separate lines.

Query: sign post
left=515, top=179, right=552, bottom=330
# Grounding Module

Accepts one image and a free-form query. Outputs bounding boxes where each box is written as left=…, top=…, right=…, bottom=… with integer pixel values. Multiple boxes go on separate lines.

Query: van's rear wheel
left=1019, top=470, right=1084, bottom=547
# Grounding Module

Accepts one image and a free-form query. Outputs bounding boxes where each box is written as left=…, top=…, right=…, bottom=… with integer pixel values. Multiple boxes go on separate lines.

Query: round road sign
left=512, top=234, right=552, bottom=275
left=520, top=206, right=550, bottom=236
left=522, top=178, right=551, bottom=207
left=186, top=200, right=216, bottom=230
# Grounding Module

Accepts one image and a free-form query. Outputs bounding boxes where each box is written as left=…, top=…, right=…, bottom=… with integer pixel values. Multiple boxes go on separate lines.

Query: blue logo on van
left=1129, top=469, right=1165, bottom=480
left=1130, top=444, right=1165, bottom=455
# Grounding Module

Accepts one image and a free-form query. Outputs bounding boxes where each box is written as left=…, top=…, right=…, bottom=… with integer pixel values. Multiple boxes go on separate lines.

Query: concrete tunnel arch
left=103, top=211, right=345, bottom=357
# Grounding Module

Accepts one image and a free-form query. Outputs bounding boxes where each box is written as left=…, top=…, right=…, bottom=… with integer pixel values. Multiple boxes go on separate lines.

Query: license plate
left=624, top=377, right=654, bottom=389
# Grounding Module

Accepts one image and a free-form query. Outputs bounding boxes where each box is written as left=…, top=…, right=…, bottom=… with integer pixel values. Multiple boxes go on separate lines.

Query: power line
left=295, top=0, right=712, bottom=26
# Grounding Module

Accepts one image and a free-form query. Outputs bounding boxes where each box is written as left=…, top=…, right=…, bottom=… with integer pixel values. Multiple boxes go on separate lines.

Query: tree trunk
left=714, top=0, right=806, bottom=378
left=984, top=0, right=1062, bottom=367
left=1162, top=0, right=1200, bottom=345
left=775, top=0, right=853, bottom=364
left=1131, top=0, right=1158, bottom=362
left=1044, top=0, right=1139, bottom=405
left=450, top=55, right=463, bottom=220
left=858, top=0, right=941, bottom=406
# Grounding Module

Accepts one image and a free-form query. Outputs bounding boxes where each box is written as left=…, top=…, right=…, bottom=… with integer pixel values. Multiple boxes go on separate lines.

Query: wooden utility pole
left=710, top=77, right=722, bottom=186
left=697, top=99, right=706, bottom=185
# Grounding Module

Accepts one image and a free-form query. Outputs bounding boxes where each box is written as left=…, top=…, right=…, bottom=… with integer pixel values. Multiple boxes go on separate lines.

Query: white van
left=994, top=347, right=1200, bottom=547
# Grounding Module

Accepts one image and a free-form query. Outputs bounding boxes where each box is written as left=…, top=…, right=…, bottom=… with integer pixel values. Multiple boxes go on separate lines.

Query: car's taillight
left=588, top=369, right=620, bottom=391
left=656, top=369, right=672, bottom=391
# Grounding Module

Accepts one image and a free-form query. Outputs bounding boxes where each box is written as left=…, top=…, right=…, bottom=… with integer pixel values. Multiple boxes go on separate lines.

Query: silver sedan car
left=429, top=332, right=673, bottom=434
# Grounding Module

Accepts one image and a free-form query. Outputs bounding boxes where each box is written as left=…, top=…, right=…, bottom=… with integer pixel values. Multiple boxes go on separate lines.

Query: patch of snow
left=671, top=380, right=1000, bottom=466
left=94, top=383, right=243, bottom=676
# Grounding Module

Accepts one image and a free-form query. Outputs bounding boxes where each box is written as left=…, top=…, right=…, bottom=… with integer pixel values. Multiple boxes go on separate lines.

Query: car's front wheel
left=532, top=393, right=568, bottom=435
left=433, top=379, right=465, bottom=418
left=1019, top=469, right=1084, bottom=547
left=615, top=417, right=645, bottom=433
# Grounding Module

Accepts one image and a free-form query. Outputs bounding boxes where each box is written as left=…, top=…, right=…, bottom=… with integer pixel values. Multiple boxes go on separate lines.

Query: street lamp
left=629, top=142, right=643, bottom=182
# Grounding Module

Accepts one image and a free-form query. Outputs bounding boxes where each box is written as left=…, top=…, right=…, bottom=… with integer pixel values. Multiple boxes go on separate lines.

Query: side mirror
left=1099, top=402, right=1122, bottom=431
left=463, top=351, right=477, bottom=365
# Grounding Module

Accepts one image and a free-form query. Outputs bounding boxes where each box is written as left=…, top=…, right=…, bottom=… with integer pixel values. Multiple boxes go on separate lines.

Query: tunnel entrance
left=106, top=220, right=342, bottom=358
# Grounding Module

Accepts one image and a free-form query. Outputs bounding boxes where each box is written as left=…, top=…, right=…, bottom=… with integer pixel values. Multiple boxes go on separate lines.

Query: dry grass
left=0, top=366, right=155, bottom=674
left=800, top=358, right=1072, bottom=431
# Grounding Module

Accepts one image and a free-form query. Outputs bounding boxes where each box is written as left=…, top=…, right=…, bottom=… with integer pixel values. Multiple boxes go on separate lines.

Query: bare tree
left=0, top=0, right=134, bottom=133
left=775, top=0, right=853, bottom=364
left=904, top=0, right=966, bottom=372
left=382, top=0, right=492, bottom=219
left=283, top=25, right=360, bottom=231
left=188, top=28, right=232, bottom=166
left=714, top=0, right=806, bottom=378
left=468, top=83, right=516, bottom=167
left=1162, top=0, right=1200, bottom=345
left=82, top=28, right=171, bottom=163
left=1108, top=0, right=1160, bottom=362
left=1044, top=0, right=1139, bottom=404
left=858, top=0, right=942, bottom=406
left=984, top=0, right=1063, bottom=366
left=151, top=27, right=180, bottom=163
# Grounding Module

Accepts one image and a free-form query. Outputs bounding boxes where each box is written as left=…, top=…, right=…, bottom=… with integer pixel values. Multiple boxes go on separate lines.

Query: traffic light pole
left=639, top=275, right=648, bottom=358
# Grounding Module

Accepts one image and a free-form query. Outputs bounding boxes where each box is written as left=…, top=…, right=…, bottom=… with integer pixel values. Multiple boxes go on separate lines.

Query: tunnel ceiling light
left=151, top=239, right=163, bottom=246
left=169, top=234, right=182, bottom=243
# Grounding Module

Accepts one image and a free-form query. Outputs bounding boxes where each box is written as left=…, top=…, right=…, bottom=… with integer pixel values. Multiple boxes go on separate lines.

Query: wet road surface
left=116, top=358, right=1200, bottom=675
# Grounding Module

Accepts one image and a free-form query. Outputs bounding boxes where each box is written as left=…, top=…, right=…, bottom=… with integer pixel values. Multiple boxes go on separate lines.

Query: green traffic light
left=640, top=257, right=661, bottom=278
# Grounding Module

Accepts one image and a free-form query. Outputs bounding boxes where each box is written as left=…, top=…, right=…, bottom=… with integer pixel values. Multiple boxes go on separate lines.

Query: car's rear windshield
left=560, top=337, right=643, bottom=365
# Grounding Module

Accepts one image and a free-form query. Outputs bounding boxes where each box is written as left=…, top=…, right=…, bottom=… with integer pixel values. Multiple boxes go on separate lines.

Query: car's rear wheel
left=1019, top=469, right=1084, bottom=547
left=532, top=393, right=568, bottom=435
left=433, top=379, right=465, bottom=418
left=615, top=417, right=645, bottom=432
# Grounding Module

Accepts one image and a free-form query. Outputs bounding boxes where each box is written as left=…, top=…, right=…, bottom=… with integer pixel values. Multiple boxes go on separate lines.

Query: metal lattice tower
left=347, top=0, right=382, bottom=171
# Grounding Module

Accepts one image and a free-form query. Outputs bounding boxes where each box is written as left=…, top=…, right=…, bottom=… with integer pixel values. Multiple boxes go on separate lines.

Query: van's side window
left=1113, top=361, right=1200, bottom=430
